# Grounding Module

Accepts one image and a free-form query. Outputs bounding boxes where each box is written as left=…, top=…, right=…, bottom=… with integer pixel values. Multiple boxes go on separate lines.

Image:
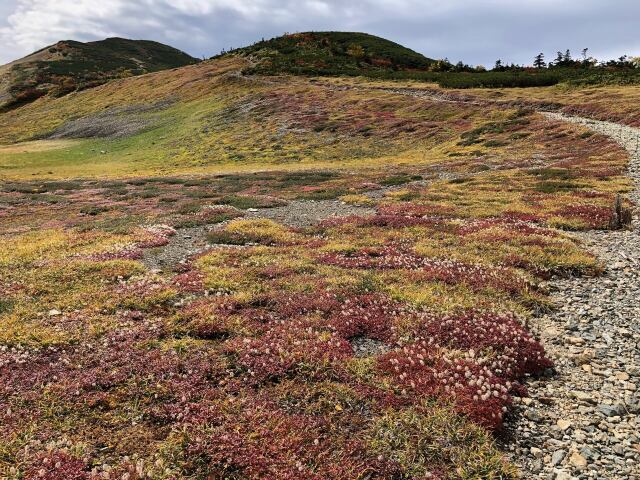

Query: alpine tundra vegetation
left=0, top=30, right=639, bottom=480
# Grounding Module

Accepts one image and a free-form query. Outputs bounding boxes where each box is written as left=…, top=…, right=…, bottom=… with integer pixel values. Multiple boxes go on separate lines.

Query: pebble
left=569, top=451, right=588, bottom=469
left=531, top=447, right=543, bottom=458
left=551, top=450, right=567, bottom=466
left=557, top=419, right=572, bottom=431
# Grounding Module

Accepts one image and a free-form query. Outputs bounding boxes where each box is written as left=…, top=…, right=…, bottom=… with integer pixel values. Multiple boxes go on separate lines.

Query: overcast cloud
left=0, top=0, right=638, bottom=67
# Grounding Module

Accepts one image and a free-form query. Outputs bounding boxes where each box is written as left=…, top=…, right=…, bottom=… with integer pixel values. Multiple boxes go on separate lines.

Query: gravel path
left=244, top=199, right=374, bottom=226
left=142, top=224, right=211, bottom=271
left=506, top=113, right=640, bottom=480
left=142, top=200, right=374, bottom=270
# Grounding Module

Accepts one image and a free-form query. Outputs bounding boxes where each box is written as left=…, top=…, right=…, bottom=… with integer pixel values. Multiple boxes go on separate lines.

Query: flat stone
left=598, top=403, right=625, bottom=417
left=557, top=419, right=572, bottom=431
left=569, top=451, right=588, bottom=469
left=615, top=372, right=630, bottom=381
left=571, top=391, right=594, bottom=403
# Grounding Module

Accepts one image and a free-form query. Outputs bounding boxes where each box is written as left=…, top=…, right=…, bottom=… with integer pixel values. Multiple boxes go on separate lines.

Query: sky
left=0, top=0, right=638, bottom=67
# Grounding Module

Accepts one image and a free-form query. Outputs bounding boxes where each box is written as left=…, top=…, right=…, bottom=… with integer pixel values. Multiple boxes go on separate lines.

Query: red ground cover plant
left=500, top=210, right=545, bottom=223
left=24, top=452, right=90, bottom=480
left=320, top=244, right=532, bottom=296
left=378, top=343, right=513, bottom=430
left=418, top=310, right=552, bottom=378
left=552, top=203, right=615, bottom=229
left=369, top=307, right=551, bottom=431
left=326, top=294, right=402, bottom=341
left=225, top=320, right=352, bottom=385
left=174, top=268, right=206, bottom=293
left=182, top=399, right=403, bottom=480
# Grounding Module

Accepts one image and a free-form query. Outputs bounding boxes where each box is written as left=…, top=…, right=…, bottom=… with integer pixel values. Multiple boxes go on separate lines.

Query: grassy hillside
left=0, top=37, right=199, bottom=110
left=0, top=57, right=489, bottom=178
left=1, top=40, right=637, bottom=479
left=219, top=32, right=640, bottom=89
left=2, top=57, right=639, bottom=179
left=225, top=31, right=437, bottom=76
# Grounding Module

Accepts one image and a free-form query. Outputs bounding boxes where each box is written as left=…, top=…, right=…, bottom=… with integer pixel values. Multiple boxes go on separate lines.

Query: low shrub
left=378, top=343, right=512, bottom=430
left=24, top=451, right=89, bottom=480
left=207, top=219, right=297, bottom=245
left=215, top=194, right=286, bottom=209
left=438, top=72, right=560, bottom=89
left=226, top=320, right=352, bottom=384
left=379, top=174, right=422, bottom=186
left=79, top=205, right=110, bottom=216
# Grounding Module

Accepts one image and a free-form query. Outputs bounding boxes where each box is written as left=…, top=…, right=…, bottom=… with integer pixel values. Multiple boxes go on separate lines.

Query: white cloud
left=0, top=0, right=638, bottom=66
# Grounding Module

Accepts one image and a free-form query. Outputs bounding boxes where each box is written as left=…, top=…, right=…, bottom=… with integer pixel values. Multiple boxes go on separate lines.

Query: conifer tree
left=533, top=53, right=546, bottom=68
left=563, top=49, right=572, bottom=63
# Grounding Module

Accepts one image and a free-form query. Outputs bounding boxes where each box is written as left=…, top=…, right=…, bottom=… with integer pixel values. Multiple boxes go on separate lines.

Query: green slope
left=0, top=37, right=199, bottom=110
left=225, top=31, right=436, bottom=76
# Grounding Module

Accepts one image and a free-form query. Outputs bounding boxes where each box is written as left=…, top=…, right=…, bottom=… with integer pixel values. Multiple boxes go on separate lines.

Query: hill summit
left=0, top=37, right=199, bottom=110
left=225, top=31, right=437, bottom=76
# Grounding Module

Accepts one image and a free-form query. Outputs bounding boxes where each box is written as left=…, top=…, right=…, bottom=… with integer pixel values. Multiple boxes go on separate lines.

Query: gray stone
left=551, top=450, right=566, bottom=466
left=598, top=403, right=626, bottom=417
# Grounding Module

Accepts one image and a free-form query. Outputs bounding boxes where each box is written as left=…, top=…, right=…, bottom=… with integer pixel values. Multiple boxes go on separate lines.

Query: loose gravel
left=244, top=199, right=375, bottom=227
left=142, top=199, right=374, bottom=270
left=505, top=113, right=640, bottom=480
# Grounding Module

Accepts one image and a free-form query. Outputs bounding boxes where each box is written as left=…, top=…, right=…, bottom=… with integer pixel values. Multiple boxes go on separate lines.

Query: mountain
left=224, top=31, right=437, bottom=76
left=0, top=37, right=199, bottom=110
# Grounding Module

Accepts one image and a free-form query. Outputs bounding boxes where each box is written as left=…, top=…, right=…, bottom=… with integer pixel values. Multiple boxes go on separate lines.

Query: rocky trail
left=505, top=114, right=640, bottom=479
left=141, top=172, right=465, bottom=272
left=142, top=199, right=374, bottom=271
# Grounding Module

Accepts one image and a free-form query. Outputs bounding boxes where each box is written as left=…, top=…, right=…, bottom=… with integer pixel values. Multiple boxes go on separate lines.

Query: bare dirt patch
left=0, top=139, right=79, bottom=153
left=142, top=199, right=375, bottom=271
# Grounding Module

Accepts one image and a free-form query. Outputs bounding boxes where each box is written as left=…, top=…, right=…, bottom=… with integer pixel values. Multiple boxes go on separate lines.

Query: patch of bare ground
left=142, top=199, right=375, bottom=271
left=0, top=139, right=78, bottom=153
left=47, top=98, right=176, bottom=139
